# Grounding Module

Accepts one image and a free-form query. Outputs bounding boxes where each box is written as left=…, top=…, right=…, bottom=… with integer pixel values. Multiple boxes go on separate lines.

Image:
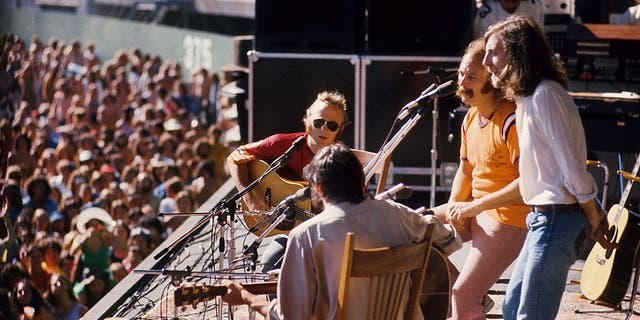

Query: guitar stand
left=575, top=242, right=640, bottom=319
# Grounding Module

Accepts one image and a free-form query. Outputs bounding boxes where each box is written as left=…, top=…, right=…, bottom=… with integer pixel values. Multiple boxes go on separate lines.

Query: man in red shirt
left=227, top=90, right=349, bottom=212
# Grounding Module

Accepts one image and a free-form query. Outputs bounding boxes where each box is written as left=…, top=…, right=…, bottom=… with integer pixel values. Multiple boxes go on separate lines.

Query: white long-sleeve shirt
left=267, top=199, right=461, bottom=320
left=515, top=79, right=598, bottom=205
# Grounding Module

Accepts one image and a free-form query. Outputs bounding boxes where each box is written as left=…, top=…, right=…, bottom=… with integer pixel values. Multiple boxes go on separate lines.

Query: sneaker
left=482, top=294, right=495, bottom=314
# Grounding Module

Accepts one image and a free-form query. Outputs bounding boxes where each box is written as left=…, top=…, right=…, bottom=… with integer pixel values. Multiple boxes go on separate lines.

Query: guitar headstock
left=174, top=283, right=227, bottom=307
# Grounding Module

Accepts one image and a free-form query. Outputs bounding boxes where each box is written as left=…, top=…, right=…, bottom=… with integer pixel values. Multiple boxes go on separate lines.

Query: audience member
left=474, top=0, right=545, bottom=38
left=0, top=31, right=240, bottom=315
left=617, top=1, right=640, bottom=25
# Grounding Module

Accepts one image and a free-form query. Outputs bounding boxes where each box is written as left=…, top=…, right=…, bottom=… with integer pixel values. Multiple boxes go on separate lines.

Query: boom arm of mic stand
left=243, top=203, right=297, bottom=263
left=363, top=107, right=427, bottom=184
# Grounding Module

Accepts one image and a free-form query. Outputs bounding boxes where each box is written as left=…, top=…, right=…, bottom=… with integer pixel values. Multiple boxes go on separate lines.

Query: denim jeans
left=502, top=210, right=588, bottom=320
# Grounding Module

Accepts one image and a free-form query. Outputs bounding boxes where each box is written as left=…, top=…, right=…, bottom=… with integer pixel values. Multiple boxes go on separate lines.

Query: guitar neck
left=174, top=281, right=278, bottom=307
left=242, top=281, right=278, bottom=295
left=618, top=154, right=640, bottom=207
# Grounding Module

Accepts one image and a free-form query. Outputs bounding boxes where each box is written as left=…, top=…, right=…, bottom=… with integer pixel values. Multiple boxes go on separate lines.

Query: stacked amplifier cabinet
left=565, top=23, right=640, bottom=83
left=248, top=52, right=359, bottom=147
left=254, top=0, right=473, bottom=57
left=251, top=0, right=473, bottom=206
left=248, top=52, right=463, bottom=206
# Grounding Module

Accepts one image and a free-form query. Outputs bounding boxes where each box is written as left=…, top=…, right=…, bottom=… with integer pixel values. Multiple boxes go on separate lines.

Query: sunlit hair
left=456, top=38, right=502, bottom=101
left=485, top=15, right=568, bottom=99
left=304, top=143, right=365, bottom=204
left=303, top=90, right=349, bottom=127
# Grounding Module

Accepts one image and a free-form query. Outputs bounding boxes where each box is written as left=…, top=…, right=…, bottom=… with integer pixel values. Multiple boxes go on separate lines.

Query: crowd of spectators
left=0, top=32, right=242, bottom=319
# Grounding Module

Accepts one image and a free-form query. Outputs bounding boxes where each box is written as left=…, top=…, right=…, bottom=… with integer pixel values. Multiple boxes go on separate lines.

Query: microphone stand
left=364, top=93, right=432, bottom=187
left=430, top=78, right=441, bottom=208
left=153, top=139, right=301, bottom=261
left=241, top=201, right=298, bottom=265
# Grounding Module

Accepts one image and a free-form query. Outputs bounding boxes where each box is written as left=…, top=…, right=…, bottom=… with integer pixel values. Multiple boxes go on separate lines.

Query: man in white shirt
left=221, top=143, right=461, bottom=319
left=617, top=2, right=640, bottom=25
left=482, top=15, right=615, bottom=319
left=474, top=0, right=545, bottom=38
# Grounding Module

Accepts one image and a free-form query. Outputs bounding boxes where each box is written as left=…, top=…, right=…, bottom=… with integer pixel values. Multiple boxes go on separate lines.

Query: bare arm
left=226, top=156, right=269, bottom=212
left=221, top=281, right=271, bottom=316
left=449, top=177, right=522, bottom=221
left=448, top=160, right=473, bottom=203
left=580, top=198, right=616, bottom=249
left=444, top=160, right=473, bottom=229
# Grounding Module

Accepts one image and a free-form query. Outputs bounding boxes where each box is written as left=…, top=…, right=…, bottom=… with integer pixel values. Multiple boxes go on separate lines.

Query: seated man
left=221, top=143, right=461, bottom=319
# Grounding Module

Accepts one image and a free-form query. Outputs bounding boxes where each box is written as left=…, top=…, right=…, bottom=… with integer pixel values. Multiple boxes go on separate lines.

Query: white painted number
left=183, top=35, right=213, bottom=71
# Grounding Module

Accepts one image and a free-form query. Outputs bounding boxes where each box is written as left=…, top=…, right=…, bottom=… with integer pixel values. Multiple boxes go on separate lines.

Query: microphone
left=401, top=67, right=458, bottom=76
left=274, top=135, right=307, bottom=166
left=283, top=135, right=306, bottom=157
left=398, top=80, right=457, bottom=120
left=420, top=83, right=438, bottom=96
left=374, top=183, right=413, bottom=201
left=278, top=187, right=311, bottom=206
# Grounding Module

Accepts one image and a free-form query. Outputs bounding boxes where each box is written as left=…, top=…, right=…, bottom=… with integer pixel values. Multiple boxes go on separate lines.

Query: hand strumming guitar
left=243, top=190, right=270, bottom=212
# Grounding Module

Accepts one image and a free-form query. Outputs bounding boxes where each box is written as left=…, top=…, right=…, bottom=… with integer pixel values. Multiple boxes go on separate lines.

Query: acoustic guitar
left=174, top=281, right=278, bottom=307
left=421, top=248, right=451, bottom=320
left=241, top=159, right=313, bottom=237
left=580, top=155, right=640, bottom=306
left=174, top=251, right=451, bottom=319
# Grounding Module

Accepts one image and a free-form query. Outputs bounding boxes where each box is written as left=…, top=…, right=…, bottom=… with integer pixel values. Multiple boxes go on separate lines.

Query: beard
left=490, top=73, right=501, bottom=88
left=489, top=66, right=508, bottom=89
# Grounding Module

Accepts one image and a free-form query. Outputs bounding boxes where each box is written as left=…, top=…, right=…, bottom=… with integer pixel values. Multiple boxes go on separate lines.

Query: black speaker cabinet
left=249, top=52, right=357, bottom=146
left=366, top=0, right=474, bottom=56
left=361, top=57, right=462, bottom=169
left=254, top=0, right=365, bottom=54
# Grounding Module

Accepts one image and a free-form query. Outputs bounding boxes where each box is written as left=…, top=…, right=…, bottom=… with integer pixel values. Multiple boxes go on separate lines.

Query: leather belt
left=529, top=203, right=580, bottom=214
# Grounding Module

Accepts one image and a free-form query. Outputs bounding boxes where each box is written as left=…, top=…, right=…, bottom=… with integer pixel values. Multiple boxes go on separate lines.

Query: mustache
left=456, top=86, right=473, bottom=98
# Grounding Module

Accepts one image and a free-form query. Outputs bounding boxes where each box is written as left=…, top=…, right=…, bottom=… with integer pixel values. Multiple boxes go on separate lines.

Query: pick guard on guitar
left=242, top=160, right=312, bottom=237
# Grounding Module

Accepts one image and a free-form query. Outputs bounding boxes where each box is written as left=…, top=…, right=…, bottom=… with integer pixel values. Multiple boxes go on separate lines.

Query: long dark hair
left=485, top=15, right=568, bottom=99
left=304, top=143, right=366, bottom=204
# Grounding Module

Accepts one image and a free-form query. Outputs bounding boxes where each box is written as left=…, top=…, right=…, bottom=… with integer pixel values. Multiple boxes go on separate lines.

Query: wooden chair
left=336, top=224, right=435, bottom=320
left=350, top=148, right=392, bottom=194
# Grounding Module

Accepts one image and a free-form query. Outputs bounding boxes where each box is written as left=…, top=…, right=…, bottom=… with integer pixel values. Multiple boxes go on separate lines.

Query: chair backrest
left=336, top=224, right=435, bottom=320
left=350, top=148, right=392, bottom=194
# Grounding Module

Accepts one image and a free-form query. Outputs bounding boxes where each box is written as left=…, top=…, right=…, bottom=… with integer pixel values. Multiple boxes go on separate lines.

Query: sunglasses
left=312, top=119, right=340, bottom=132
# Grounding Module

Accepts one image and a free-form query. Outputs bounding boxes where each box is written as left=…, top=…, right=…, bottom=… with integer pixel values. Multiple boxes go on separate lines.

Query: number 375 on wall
left=183, top=35, right=213, bottom=71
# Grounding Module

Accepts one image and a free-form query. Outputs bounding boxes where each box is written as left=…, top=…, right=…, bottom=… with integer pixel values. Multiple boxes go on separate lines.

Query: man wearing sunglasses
left=227, top=90, right=348, bottom=275
left=227, top=90, right=348, bottom=213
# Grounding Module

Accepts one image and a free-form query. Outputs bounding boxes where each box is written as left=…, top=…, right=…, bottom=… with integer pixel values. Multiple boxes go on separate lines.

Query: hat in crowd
left=78, top=150, right=94, bottom=162
left=130, top=227, right=152, bottom=246
left=150, top=156, right=175, bottom=168
left=163, top=118, right=183, bottom=132
left=75, top=207, right=115, bottom=233
left=99, top=164, right=115, bottom=175
left=221, top=81, right=246, bottom=97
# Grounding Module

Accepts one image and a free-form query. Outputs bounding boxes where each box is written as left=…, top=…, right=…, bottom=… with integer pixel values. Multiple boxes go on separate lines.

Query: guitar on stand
left=581, top=154, right=640, bottom=309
